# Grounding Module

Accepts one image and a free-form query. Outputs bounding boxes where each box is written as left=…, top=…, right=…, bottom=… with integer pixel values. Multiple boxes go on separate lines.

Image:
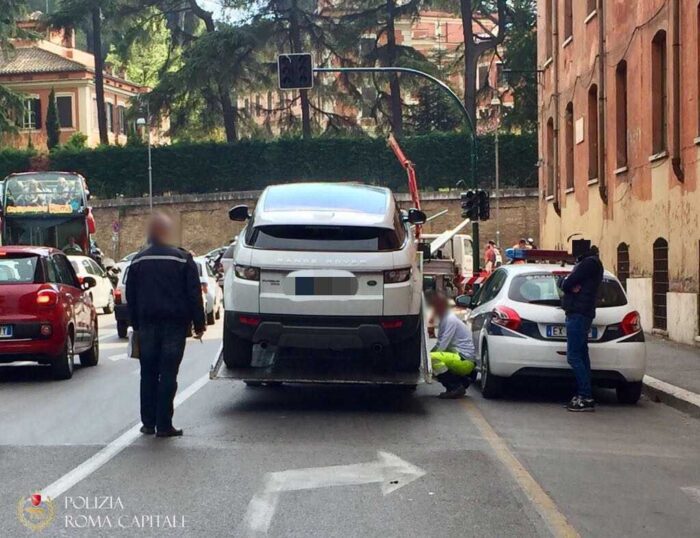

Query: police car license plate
left=0, top=325, right=13, bottom=338
left=546, top=325, right=597, bottom=339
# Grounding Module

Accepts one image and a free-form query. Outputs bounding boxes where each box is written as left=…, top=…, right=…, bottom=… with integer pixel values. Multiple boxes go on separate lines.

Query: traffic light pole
left=313, top=66, right=480, bottom=273
left=472, top=222, right=480, bottom=275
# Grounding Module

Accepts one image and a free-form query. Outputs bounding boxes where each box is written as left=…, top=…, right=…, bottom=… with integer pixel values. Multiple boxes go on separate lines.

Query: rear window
left=263, top=184, right=388, bottom=215
left=248, top=225, right=402, bottom=252
left=0, top=255, right=40, bottom=284
left=508, top=273, right=627, bottom=308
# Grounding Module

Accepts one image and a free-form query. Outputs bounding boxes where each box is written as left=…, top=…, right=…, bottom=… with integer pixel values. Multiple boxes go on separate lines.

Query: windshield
left=3, top=173, right=86, bottom=214
left=248, top=225, right=402, bottom=252
left=0, top=254, right=40, bottom=284
left=508, top=273, right=628, bottom=307
left=3, top=217, right=87, bottom=251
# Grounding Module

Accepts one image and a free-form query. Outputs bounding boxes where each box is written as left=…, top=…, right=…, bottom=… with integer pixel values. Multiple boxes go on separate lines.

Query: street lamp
left=136, top=113, right=153, bottom=212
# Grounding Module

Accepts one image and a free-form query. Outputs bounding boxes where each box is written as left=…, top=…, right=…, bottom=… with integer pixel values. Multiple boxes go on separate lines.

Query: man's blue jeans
left=139, top=323, right=188, bottom=431
left=565, top=313, right=593, bottom=399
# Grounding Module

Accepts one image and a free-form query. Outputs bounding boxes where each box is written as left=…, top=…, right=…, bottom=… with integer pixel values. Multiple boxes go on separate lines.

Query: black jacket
left=560, top=252, right=604, bottom=319
left=126, top=242, right=206, bottom=332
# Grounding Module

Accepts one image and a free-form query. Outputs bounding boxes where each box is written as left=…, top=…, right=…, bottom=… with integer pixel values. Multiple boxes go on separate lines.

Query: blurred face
left=518, top=241, right=527, bottom=248
left=148, top=214, right=174, bottom=244
left=430, top=295, right=449, bottom=318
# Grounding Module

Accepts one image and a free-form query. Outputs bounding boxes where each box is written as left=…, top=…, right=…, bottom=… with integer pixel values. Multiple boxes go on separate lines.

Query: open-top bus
left=0, top=172, right=95, bottom=253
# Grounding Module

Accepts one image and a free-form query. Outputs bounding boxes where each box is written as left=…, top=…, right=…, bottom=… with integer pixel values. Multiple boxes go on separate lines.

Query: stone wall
left=91, top=188, right=539, bottom=261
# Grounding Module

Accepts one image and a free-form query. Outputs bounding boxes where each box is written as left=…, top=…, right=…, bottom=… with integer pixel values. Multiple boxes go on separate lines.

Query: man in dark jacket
left=560, top=245, right=604, bottom=412
left=126, top=213, right=206, bottom=437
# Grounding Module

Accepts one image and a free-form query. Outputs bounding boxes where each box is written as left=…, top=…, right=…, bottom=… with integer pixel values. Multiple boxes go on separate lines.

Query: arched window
left=565, top=102, right=574, bottom=190
left=652, top=30, right=668, bottom=154
left=652, top=238, right=669, bottom=330
left=617, top=243, right=630, bottom=290
left=615, top=61, right=628, bottom=168
left=588, top=84, right=599, bottom=180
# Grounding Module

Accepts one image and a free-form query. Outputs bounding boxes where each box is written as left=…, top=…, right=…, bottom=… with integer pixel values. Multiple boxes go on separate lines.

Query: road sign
left=277, top=53, right=314, bottom=90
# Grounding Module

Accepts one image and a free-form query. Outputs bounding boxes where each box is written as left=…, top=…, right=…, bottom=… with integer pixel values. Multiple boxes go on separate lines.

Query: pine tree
left=46, top=88, right=61, bottom=149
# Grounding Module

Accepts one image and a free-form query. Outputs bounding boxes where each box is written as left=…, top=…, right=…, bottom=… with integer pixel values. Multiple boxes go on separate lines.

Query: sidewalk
left=643, top=335, right=700, bottom=416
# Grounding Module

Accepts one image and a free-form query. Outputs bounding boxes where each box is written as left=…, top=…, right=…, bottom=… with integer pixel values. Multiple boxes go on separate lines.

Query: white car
left=462, top=261, right=646, bottom=403
left=69, top=255, right=115, bottom=314
left=222, top=182, right=426, bottom=370
left=194, top=257, right=223, bottom=325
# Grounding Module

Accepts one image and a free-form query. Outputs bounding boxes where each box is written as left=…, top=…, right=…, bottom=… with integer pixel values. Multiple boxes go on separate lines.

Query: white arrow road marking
left=681, top=486, right=700, bottom=504
left=242, top=451, right=425, bottom=536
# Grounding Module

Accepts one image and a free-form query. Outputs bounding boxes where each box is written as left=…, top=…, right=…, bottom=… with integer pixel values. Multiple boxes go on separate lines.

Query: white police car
left=460, top=250, right=646, bottom=403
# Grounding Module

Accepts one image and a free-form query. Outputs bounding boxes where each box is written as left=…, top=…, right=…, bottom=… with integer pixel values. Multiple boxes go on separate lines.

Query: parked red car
left=0, top=246, right=99, bottom=379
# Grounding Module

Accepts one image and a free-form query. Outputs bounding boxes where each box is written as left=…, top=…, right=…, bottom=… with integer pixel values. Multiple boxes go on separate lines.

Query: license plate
left=546, top=325, right=598, bottom=339
left=0, top=325, right=13, bottom=338
left=295, top=277, right=355, bottom=296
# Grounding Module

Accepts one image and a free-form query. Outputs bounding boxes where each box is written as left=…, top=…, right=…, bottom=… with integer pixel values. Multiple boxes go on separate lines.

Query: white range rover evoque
left=222, top=182, right=426, bottom=372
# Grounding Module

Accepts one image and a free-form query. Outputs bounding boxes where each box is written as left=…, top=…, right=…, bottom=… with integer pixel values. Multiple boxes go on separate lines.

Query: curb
left=643, top=375, right=700, bottom=418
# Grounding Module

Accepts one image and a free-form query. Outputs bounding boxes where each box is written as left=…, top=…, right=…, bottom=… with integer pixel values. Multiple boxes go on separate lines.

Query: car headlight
left=384, top=268, right=411, bottom=283
left=235, top=265, right=260, bottom=281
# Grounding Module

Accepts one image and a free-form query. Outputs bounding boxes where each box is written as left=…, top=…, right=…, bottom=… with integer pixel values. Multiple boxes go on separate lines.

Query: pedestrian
left=126, top=213, right=206, bottom=437
left=428, top=291, right=477, bottom=399
left=62, top=237, right=83, bottom=255
left=484, top=241, right=497, bottom=273
left=559, top=244, right=604, bottom=412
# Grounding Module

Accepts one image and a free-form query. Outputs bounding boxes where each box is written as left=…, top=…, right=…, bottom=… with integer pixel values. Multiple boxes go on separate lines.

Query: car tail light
left=491, top=305, right=521, bottom=332
left=201, top=283, right=209, bottom=294
left=621, top=311, right=642, bottom=335
left=381, top=319, right=404, bottom=330
left=36, top=289, right=59, bottom=307
left=114, top=288, right=122, bottom=305
left=384, top=268, right=411, bottom=284
left=239, top=315, right=261, bottom=327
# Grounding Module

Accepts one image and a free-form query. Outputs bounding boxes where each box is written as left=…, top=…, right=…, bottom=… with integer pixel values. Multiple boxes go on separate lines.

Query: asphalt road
left=1, top=314, right=700, bottom=537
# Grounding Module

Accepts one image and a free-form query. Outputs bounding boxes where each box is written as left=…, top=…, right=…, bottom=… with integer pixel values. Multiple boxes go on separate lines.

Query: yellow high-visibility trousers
left=431, top=351, right=476, bottom=377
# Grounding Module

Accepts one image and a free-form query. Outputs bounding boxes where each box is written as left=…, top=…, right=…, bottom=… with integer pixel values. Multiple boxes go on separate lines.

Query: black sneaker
left=140, top=425, right=155, bottom=435
left=566, top=396, right=595, bottom=412
left=438, top=386, right=467, bottom=399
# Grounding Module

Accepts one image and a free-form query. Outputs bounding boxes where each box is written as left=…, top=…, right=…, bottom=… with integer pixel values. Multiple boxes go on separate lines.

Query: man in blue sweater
left=560, top=245, right=604, bottom=412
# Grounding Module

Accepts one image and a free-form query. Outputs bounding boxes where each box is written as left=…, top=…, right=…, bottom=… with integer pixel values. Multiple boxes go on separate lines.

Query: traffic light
left=277, top=53, right=314, bottom=90
left=477, top=189, right=490, bottom=221
left=461, top=191, right=478, bottom=220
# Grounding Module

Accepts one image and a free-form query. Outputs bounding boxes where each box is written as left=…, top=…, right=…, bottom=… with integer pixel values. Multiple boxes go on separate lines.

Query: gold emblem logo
left=17, top=494, right=55, bottom=532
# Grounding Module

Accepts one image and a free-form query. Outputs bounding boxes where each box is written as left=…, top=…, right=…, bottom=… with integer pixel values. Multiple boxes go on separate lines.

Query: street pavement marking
left=40, top=373, right=209, bottom=501
left=643, top=375, right=700, bottom=408
left=681, top=486, right=700, bottom=504
left=462, top=399, right=580, bottom=538
left=241, top=451, right=425, bottom=536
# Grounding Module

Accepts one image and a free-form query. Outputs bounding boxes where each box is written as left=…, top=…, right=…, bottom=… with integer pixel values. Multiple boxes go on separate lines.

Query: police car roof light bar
left=506, top=249, right=576, bottom=264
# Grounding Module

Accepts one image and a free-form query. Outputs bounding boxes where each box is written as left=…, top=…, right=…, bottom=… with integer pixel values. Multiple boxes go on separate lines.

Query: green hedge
left=0, top=148, right=34, bottom=179
left=5, top=132, right=537, bottom=198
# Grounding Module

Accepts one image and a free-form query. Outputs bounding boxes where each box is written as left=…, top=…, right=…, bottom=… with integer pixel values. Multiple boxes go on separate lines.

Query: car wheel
left=51, top=336, right=74, bottom=380
left=392, top=322, right=422, bottom=373
left=117, top=321, right=128, bottom=339
left=479, top=345, right=504, bottom=399
left=223, top=329, right=253, bottom=368
left=206, top=310, right=216, bottom=326
left=80, top=322, right=100, bottom=367
left=616, top=381, right=642, bottom=404
left=103, top=292, right=114, bottom=315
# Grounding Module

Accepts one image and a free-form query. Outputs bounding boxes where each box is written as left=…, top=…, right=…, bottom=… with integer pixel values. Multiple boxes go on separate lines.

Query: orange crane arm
left=388, top=134, right=422, bottom=237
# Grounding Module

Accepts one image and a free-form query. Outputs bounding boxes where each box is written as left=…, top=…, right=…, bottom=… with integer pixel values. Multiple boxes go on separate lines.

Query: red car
left=0, top=246, right=99, bottom=379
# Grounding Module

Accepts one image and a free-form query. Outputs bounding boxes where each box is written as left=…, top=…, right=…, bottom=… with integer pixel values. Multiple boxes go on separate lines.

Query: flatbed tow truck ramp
left=209, top=303, right=432, bottom=386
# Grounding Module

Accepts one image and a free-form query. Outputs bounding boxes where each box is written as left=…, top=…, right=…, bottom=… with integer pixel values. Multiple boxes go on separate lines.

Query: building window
left=617, top=243, right=630, bottom=290
left=255, top=94, right=261, bottom=117
left=56, top=95, right=73, bottom=128
left=22, top=96, right=41, bottom=130
left=697, top=3, right=700, bottom=134
left=615, top=61, right=628, bottom=167
left=106, top=102, right=114, bottom=133
left=546, top=117, right=555, bottom=197
left=117, top=105, right=127, bottom=135
left=267, top=91, right=272, bottom=114
left=652, top=237, right=669, bottom=330
left=545, top=0, right=553, bottom=59
left=588, top=84, right=599, bottom=180
left=565, top=102, right=574, bottom=190
left=652, top=30, right=668, bottom=154
left=478, top=65, right=489, bottom=89
left=564, top=0, right=573, bottom=41
left=587, top=0, right=596, bottom=16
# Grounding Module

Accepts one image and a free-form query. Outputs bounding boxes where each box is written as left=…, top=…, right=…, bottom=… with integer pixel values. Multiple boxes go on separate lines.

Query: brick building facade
left=538, top=0, right=699, bottom=344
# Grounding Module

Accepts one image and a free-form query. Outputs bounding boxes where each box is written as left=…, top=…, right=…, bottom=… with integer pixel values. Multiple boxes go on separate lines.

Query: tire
left=223, top=329, right=253, bottom=368
left=117, top=321, right=128, bottom=339
left=392, top=323, right=422, bottom=373
left=103, top=293, right=114, bottom=315
left=616, top=381, right=643, bottom=404
left=51, top=336, right=74, bottom=380
left=80, top=322, right=100, bottom=367
left=479, top=345, right=504, bottom=399
left=206, top=310, right=216, bottom=326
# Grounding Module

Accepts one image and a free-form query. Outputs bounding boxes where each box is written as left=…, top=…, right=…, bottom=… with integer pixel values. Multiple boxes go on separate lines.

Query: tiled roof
left=0, top=47, right=87, bottom=75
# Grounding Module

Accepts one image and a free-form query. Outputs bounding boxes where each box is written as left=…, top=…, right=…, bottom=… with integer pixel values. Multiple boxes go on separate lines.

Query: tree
left=46, top=87, right=61, bottom=149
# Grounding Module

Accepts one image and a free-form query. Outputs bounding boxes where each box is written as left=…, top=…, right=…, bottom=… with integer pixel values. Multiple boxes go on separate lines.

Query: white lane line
left=681, top=486, right=700, bottom=504
left=643, top=375, right=700, bottom=408
left=108, top=353, right=129, bottom=362
left=40, top=373, right=209, bottom=500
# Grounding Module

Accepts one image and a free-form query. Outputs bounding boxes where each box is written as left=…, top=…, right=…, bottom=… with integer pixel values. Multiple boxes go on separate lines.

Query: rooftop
left=0, top=47, right=85, bottom=75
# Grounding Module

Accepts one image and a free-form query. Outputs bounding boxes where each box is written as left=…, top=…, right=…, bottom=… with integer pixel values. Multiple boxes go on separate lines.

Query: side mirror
left=455, top=294, right=473, bottom=308
left=406, top=208, right=427, bottom=225
left=81, top=276, right=97, bottom=290
left=229, top=205, right=250, bottom=222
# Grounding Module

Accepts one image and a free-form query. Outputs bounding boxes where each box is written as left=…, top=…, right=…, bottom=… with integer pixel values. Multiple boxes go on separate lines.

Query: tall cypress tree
left=46, top=87, right=61, bottom=149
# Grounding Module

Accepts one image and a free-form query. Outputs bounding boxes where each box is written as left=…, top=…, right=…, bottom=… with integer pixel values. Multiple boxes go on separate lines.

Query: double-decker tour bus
left=0, top=171, right=95, bottom=253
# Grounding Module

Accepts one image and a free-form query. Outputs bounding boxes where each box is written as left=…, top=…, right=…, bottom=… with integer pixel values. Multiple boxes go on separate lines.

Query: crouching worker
left=428, top=291, right=477, bottom=399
